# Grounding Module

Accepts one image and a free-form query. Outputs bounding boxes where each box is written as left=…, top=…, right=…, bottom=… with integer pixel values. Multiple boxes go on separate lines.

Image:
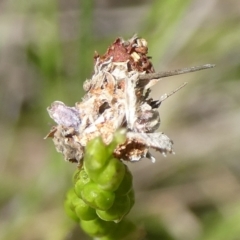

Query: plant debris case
left=46, top=35, right=177, bottom=164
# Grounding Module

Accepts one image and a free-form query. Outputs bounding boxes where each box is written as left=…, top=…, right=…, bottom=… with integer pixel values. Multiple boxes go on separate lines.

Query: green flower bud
left=66, top=188, right=77, bottom=201
left=81, top=182, right=115, bottom=210
left=80, top=218, right=116, bottom=238
left=96, top=195, right=130, bottom=223
left=71, top=195, right=83, bottom=210
left=65, top=188, right=81, bottom=211
left=64, top=189, right=80, bottom=221
left=75, top=198, right=97, bottom=221
left=64, top=199, right=79, bottom=222
left=97, top=158, right=125, bottom=191
left=115, top=165, right=133, bottom=196
left=74, top=169, right=90, bottom=198
left=84, top=138, right=111, bottom=173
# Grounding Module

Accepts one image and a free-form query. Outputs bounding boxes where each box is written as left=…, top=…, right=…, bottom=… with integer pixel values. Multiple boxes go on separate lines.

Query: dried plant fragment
left=45, top=35, right=214, bottom=164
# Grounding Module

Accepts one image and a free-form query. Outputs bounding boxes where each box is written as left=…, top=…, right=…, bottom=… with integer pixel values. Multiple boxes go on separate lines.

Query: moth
left=45, top=35, right=214, bottom=164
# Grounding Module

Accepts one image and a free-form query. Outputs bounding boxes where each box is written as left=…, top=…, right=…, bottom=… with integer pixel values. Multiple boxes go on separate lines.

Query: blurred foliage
left=0, top=0, right=240, bottom=240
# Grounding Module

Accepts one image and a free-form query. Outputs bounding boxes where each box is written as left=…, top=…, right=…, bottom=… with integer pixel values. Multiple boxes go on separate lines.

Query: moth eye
left=99, top=102, right=110, bottom=114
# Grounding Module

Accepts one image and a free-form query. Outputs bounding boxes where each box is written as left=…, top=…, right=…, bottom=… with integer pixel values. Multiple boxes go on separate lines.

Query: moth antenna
left=139, top=64, right=215, bottom=81
left=158, top=82, right=188, bottom=104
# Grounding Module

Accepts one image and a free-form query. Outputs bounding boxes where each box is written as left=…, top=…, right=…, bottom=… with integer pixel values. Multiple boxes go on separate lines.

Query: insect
left=46, top=35, right=214, bottom=164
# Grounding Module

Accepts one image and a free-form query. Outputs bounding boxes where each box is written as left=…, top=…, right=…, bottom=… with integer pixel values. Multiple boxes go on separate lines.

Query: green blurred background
left=0, top=0, right=240, bottom=239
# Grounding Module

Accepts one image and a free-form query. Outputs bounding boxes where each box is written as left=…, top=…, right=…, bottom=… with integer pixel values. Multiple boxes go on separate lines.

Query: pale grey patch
left=47, top=101, right=81, bottom=130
